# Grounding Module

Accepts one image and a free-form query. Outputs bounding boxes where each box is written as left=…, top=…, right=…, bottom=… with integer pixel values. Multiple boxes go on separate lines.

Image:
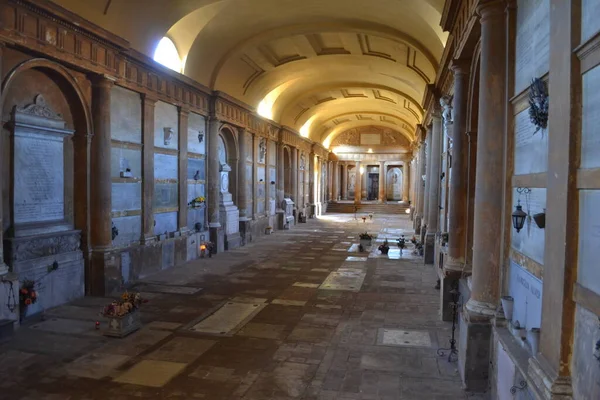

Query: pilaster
left=378, top=161, right=386, bottom=203
left=207, top=116, right=224, bottom=252
left=141, top=95, right=157, bottom=244
left=402, top=161, right=410, bottom=202
left=342, top=163, right=348, bottom=200
left=177, top=108, right=189, bottom=233
left=354, top=161, right=361, bottom=205
left=424, top=113, right=442, bottom=265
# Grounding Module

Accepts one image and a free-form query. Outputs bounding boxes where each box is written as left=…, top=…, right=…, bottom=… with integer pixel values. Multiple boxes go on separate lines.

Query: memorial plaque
left=112, top=182, right=142, bottom=212
left=508, top=260, right=543, bottom=330
left=154, top=212, right=178, bottom=235
left=187, top=207, right=206, bottom=231
left=111, top=147, right=141, bottom=178
left=14, top=133, right=65, bottom=223
left=360, top=133, right=381, bottom=145
left=154, top=101, right=178, bottom=149
left=246, top=132, right=253, bottom=162
left=582, top=0, right=600, bottom=42
left=110, top=86, right=142, bottom=143
left=187, top=112, right=206, bottom=154
left=511, top=187, right=546, bottom=264
left=578, top=190, right=600, bottom=295
left=154, top=154, right=178, bottom=180
left=187, top=183, right=205, bottom=203
left=514, top=109, right=548, bottom=175
left=154, top=183, right=179, bottom=208
left=257, top=200, right=265, bottom=214
left=581, top=66, right=600, bottom=169
left=187, top=158, right=206, bottom=181
left=112, top=215, right=142, bottom=247
left=257, top=166, right=266, bottom=182
left=514, top=0, right=550, bottom=95
left=268, top=141, right=276, bottom=165
left=258, top=184, right=265, bottom=199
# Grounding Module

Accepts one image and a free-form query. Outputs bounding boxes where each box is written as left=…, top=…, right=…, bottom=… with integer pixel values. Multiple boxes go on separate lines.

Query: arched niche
left=284, top=146, right=292, bottom=199
left=1, top=58, right=91, bottom=315
left=387, top=167, right=403, bottom=201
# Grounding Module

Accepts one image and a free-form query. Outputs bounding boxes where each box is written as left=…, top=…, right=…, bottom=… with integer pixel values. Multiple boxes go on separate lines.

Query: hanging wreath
left=528, top=78, right=549, bottom=134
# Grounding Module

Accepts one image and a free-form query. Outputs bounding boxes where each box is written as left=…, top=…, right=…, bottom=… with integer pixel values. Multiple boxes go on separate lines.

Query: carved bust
left=439, top=95, right=453, bottom=124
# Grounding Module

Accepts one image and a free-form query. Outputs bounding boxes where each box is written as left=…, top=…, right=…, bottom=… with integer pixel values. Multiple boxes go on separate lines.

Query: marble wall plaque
left=154, top=153, right=178, bottom=180
left=154, top=183, right=178, bottom=209
left=188, top=112, right=206, bottom=154
left=257, top=166, right=266, bottom=182
left=258, top=183, right=265, bottom=199
left=187, top=207, right=206, bottom=231
left=257, top=200, right=265, bottom=214
left=154, top=101, right=178, bottom=150
left=268, top=141, right=276, bottom=165
left=515, top=0, right=550, bottom=95
left=112, top=182, right=142, bottom=212
left=154, top=211, right=178, bottom=235
left=508, top=260, right=543, bottom=330
left=14, top=132, right=65, bottom=223
left=386, top=168, right=402, bottom=200
left=187, top=158, right=206, bottom=181
left=514, top=109, right=548, bottom=174
left=511, top=187, right=546, bottom=264
left=187, top=183, right=205, bottom=203
left=246, top=132, right=253, bottom=162
left=578, top=190, right=600, bottom=295
left=581, top=66, right=600, bottom=169
left=110, top=86, right=142, bottom=144
left=112, top=215, right=141, bottom=247
left=582, top=0, right=600, bottom=42
left=572, top=305, right=600, bottom=399
left=269, top=167, right=276, bottom=200
left=360, top=133, right=381, bottom=145
left=496, top=342, right=516, bottom=399
left=111, top=147, right=142, bottom=178
left=121, top=251, right=131, bottom=283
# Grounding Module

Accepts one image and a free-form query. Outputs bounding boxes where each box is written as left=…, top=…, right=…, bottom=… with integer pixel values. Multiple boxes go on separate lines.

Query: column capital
left=450, top=58, right=471, bottom=76
left=476, top=0, right=507, bottom=19
left=90, top=73, right=116, bottom=88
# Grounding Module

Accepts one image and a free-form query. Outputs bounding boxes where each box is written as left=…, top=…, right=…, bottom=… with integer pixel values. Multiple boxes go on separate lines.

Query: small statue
left=439, top=95, right=453, bottom=124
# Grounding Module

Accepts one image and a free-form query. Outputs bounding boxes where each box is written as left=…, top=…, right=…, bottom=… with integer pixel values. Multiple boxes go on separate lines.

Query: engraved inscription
left=515, top=0, right=550, bottom=94
left=514, top=109, right=548, bottom=174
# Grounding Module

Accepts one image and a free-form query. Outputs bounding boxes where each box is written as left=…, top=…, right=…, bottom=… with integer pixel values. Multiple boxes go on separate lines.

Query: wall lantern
left=512, top=187, right=531, bottom=233
left=533, top=209, right=546, bottom=229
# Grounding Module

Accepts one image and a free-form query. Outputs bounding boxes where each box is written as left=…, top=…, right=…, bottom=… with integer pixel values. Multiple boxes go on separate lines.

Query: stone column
left=252, top=134, right=259, bottom=220
left=422, top=128, right=433, bottom=239
left=528, top=0, right=577, bottom=397
left=207, top=116, right=224, bottom=253
left=237, top=128, right=250, bottom=243
left=277, top=141, right=285, bottom=209
left=341, top=163, right=348, bottom=200
left=459, top=1, right=507, bottom=391
left=354, top=161, right=361, bottom=205
left=332, top=161, right=339, bottom=201
left=308, top=152, right=315, bottom=217
left=89, top=75, right=114, bottom=295
left=402, top=161, right=410, bottom=202
left=416, top=140, right=426, bottom=234
left=292, top=147, right=298, bottom=210
left=378, top=161, right=386, bottom=203
left=0, top=42, right=5, bottom=275
left=140, top=96, right=156, bottom=243
left=177, top=108, right=189, bottom=233
left=424, top=115, right=442, bottom=265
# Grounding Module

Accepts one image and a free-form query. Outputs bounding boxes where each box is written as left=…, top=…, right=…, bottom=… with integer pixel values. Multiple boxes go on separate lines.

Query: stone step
left=0, top=319, right=15, bottom=343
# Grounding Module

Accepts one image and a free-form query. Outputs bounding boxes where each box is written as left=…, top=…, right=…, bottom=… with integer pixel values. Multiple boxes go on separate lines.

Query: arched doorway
left=1, top=59, right=91, bottom=315
left=387, top=167, right=403, bottom=201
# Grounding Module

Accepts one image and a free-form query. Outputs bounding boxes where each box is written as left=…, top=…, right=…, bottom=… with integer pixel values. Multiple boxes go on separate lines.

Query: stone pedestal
left=219, top=164, right=241, bottom=250
left=239, top=218, right=251, bottom=245
left=440, top=271, right=460, bottom=322
left=424, top=233, right=436, bottom=264
left=0, top=273, right=20, bottom=334
left=210, top=226, right=225, bottom=254
left=458, top=311, right=493, bottom=392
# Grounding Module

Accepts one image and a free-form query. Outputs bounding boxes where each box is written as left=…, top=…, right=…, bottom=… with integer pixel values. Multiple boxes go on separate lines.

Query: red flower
left=20, top=289, right=27, bottom=295
left=30, top=292, right=36, bottom=299
left=24, top=299, right=31, bottom=305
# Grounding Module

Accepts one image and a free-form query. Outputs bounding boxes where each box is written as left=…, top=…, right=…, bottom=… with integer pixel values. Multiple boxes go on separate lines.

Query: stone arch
left=218, top=124, right=240, bottom=205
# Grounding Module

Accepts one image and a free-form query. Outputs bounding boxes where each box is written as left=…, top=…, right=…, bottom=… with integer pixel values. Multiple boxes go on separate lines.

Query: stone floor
left=0, top=213, right=473, bottom=399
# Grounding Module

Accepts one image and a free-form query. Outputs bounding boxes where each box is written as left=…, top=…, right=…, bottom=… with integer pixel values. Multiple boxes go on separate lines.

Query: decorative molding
left=6, top=230, right=81, bottom=263
left=15, top=94, right=62, bottom=120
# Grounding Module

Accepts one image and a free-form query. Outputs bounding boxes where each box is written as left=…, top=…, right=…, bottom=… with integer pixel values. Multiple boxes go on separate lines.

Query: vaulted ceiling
left=52, top=0, right=446, bottom=148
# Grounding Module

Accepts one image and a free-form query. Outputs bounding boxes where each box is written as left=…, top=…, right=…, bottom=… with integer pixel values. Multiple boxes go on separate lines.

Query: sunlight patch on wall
left=154, top=37, right=183, bottom=73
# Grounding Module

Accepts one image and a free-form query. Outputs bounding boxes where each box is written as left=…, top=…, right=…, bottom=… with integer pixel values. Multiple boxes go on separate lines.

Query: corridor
left=0, top=214, right=467, bottom=399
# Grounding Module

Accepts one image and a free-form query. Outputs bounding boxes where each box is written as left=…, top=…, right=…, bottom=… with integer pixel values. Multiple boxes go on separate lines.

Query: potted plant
left=397, top=236, right=406, bottom=253
left=378, top=239, right=390, bottom=255
left=359, top=232, right=373, bottom=247
left=265, top=226, right=273, bottom=235
left=19, top=279, right=37, bottom=320
left=102, top=291, right=145, bottom=337
left=188, top=196, right=206, bottom=208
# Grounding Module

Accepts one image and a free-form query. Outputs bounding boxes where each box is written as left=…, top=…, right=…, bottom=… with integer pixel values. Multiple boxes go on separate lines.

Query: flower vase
left=360, top=239, right=372, bottom=248
left=527, top=328, right=540, bottom=355
left=265, top=227, right=273, bottom=235
left=501, top=296, right=514, bottom=321
left=104, top=310, right=142, bottom=338
left=380, top=247, right=389, bottom=255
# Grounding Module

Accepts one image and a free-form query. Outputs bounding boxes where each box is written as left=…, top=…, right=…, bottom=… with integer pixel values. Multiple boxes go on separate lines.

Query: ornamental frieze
left=5, top=230, right=82, bottom=263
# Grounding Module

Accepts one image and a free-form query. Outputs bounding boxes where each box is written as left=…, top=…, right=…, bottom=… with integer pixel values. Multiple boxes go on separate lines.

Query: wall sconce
left=111, top=222, right=119, bottom=240
left=198, top=131, right=204, bottom=143
left=359, top=166, right=365, bottom=175
left=270, top=181, right=275, bottom=185
left=512, top=187, right=531, bottom=233
left=259, top=178, right=264, bottom=182
left=163, top=127, right=174, bottom=145
left=194, top=170, right=200, bottom=180
left=533, top=209, right=546, bottom=229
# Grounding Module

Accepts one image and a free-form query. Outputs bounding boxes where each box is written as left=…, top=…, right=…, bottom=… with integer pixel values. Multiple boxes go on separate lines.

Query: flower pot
left=533, top=212, right=546, bottom=229
left=265, top=228, right=273, bottom=235
left=104, top=310, right=142, bottom=338
left=360, top=239, right=372, bottom=247
left=501, top=296, right=514, bottom=321
left=527, top=328, right=540, bottom=355
left=379, top=246, right=389, bottom=255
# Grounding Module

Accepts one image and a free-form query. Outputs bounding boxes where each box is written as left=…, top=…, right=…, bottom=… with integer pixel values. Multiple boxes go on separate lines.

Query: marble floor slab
left=114, top=360, right=187, bottom=387
left=188, top=302, right=266, bottom=335
left=138, top=284, right=202, bottom=295
left=377, top=328, right=433, bottom=348
left=319, top=269, right=366, bottom=292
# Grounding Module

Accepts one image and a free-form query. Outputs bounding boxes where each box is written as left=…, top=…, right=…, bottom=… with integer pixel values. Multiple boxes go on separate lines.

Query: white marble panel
left=110, top=85, right=141, bottom=143
left=154, top=153, right=178, bottom=180
left=187, top=112, right=206, bottom=154
left=189, top=302, right=266, bottom=335
left=578, top=190, right=600, bottom=295
left=508, top=260, right=543, bottom=330
left=360, top=133, right=381, bottom=145
left=245, top=132, right=253, bottom=162
left=268, top=141, right=276, bottom=165
left=581, top=66, right=600, bottom=169
left=582, top=0, right=600, bottom=42
left=111, top=147, right=142, bottom=178
left=514, top=0, right=550, bottom=94
left=112, top=215, right=141, bottom=247
left=14, top=131, right=65, bottom=223
left=154, top=212, right=178, bottom=235
left=496, top=343, right=516, bottom=399
left=111, top=182, right=142, bottom=212
left=154, top=183, right=178, bottom=208
left=187, top=183, right=205, bottom=202
left=514, top=109, right=548, bottom=175
left=511, top=188, right=546, bottom=264
left=257, top=167, right=266, bottom=182
left=154, top=101, right=178, bottom=150
left=187, top=207, right=205, bottom=231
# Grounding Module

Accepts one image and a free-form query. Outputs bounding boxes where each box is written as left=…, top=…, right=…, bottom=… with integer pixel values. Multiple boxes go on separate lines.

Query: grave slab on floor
left=319, top=268, right=366, bottom=292
left=187, top=301, right=266, bottom=336
left=113, top=359, right=187, bottom=387
left=376, top=328, right=433, bottom=348
left=137, top=284, right=202, bottom=295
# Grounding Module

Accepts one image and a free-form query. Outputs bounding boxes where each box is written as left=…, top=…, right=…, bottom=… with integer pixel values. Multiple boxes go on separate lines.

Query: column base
left=528, top=355, right=573, bottom=400
left=209, top=226, right=225, bottom=254
left=458, top=308, right=493, bottom=392
left=424, top=232, right=436, bottom=264
left=239, top=218, right=251, bottom=245
left=440, top=271, right=460, bottom=322
left=224, top=232, right=242, bottom=251
left=89, top=249, right=119, bottom=296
